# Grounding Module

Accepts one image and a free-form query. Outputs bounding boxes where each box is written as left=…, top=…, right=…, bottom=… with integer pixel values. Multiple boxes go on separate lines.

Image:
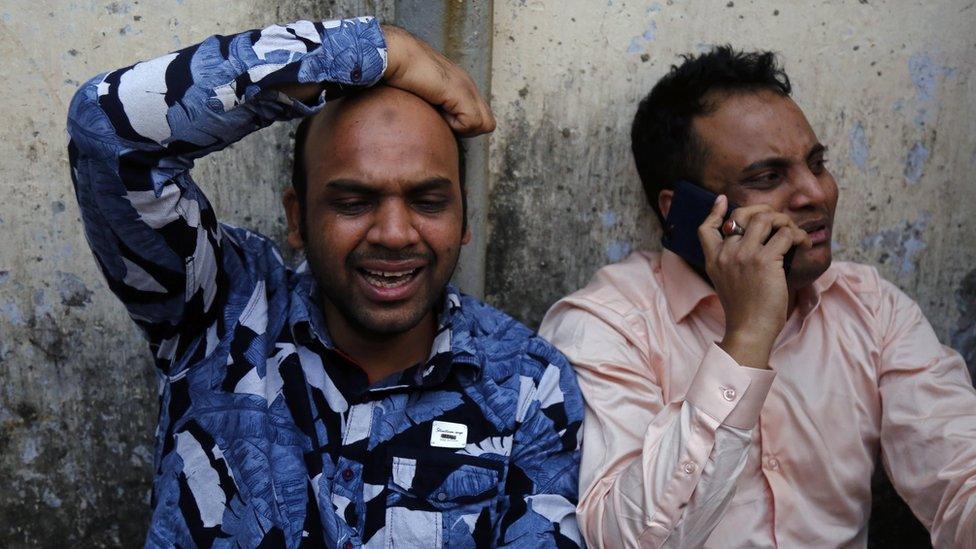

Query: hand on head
left=381, top=25, right=495, bottom=136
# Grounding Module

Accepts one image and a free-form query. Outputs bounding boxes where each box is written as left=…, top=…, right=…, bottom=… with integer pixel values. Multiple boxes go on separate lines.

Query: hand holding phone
left=661, top=180, right=796, bottom=279
left=660, top=180, right=810, bottom=369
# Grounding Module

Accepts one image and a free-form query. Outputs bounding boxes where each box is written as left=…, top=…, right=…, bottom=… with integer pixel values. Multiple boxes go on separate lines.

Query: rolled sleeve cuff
left=684, top=343, right=776, bottom=430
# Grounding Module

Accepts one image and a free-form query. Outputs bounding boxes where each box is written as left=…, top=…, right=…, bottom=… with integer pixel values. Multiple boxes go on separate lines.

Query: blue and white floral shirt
left=67, top=16, right=584, bottom=548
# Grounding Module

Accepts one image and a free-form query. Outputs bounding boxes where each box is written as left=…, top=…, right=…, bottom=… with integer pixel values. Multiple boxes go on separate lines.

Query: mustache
left=347, top=248, right=434, bottom=264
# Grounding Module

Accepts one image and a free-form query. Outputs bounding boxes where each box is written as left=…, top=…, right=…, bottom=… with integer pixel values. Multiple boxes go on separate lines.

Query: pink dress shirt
left=539, top=250, right=976, bottom=548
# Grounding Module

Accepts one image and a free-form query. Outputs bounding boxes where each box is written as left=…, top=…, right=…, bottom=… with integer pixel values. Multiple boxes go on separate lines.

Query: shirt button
left=350, top=66, right=362, bottom=82
left=342, top=468, right=354, bottom=481
left=682, top=462, right=697, bottom=474
left=343, top=541, right=354, bottom=549
left=768, top=458, right=780, bottom=470
left=436, top=492, right=448, bottom=502
left=722, top=388, right=737, bottom=402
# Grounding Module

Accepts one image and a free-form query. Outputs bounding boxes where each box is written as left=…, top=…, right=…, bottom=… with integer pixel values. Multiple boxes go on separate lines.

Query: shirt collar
left=660, top=249, right=717, bottom=323
left=287, top=262, right=479, bottom=397
left=659, top=248, right=842, bottom=323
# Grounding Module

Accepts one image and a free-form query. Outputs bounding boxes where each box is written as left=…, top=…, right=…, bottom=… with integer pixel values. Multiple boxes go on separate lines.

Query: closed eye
left=413, top=197, right=449, bottom=213
left=331, top=199, right=373, bottom=216
left=744, top=171, right=784, bottom=188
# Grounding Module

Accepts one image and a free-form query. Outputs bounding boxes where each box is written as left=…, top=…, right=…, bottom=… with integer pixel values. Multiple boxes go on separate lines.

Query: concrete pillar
left=396, top=0, right=494, bottom=298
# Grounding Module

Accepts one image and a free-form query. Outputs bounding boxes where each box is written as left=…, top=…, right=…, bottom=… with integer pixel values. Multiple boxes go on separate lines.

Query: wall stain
left=606, top=240, right=632, bottom=262
left=627, top=19, right=657, bottom=54
left=27, top=314, right=69, bottom=360
left=56, top=271, right=92, bottom=308
left=848, top=121, right=869, bottom=171
left=860, top=211, right=931, bottom=276
left=903, top=141, right=930, bottom=184
left=0, top=298, right=24, bottom=326
left=908, top=53, right=954, bottom=129
left=952, top=268, right=976, bottom=379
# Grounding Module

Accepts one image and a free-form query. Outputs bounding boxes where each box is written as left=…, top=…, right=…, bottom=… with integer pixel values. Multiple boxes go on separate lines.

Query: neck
left=320, top=301, right=437, bottom=385
left=786, top=275, right=817, bottom=316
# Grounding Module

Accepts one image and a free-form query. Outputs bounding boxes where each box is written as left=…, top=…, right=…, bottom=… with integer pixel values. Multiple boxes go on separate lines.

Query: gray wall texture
left=0, top=0, right=973, bottom=546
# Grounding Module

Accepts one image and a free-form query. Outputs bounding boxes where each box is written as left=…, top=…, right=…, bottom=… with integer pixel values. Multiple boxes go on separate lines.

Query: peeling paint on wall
left=606, top=240, right=632, bottom=262
left=848, top=121, right=869, bottom=171
left=861, top=212, right=931, bottom=276
left=627, top=20, right=657, bottom=54
left=903, top=141, right=930, bottom=184
left=908, top=52, right=954, bottom=129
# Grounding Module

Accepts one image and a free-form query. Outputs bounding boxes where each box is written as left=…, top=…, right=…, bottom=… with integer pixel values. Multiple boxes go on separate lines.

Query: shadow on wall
left=952, top=268, right=976, bottom=382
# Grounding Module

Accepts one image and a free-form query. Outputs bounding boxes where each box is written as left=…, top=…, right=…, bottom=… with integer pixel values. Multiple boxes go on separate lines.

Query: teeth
left=364, top=268, right=413, bottom=277
left=360, top=268, right=419, bottom=289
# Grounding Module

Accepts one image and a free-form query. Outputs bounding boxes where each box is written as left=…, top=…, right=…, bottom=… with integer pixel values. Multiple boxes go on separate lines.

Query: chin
left=789, top=254, right=832, bottom=289
left=352, top=306, right=431, bottom=336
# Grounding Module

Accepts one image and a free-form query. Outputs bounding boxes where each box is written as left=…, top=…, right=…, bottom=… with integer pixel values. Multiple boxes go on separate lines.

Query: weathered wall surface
left=0, top=1, right=392, bottom=546
left=486, top=1, right=976, bottom=372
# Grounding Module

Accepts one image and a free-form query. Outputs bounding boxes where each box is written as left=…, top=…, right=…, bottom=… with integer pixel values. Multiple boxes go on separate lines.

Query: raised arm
left=67, top=17, right=493, bottom=372
left=67, top=17, right=386, bottom=354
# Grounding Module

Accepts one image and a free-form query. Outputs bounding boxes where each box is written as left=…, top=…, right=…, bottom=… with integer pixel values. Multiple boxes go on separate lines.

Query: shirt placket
left=760, top=321, right=804, bottom=548
left=332, top=399, right=378, bottom=548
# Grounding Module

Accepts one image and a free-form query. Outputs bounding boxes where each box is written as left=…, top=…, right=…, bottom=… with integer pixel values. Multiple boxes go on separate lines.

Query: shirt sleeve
left=498, top=339, right=586, bottom=548
left=66, top=17, right=386, bottom=371
left=876, top=278, right=976, bottom=549
left=539, top=301, right=775, bottom=548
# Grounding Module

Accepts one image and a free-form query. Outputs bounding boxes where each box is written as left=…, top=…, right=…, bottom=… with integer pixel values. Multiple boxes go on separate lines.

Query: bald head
left=291, top=86, right=466, bottom=231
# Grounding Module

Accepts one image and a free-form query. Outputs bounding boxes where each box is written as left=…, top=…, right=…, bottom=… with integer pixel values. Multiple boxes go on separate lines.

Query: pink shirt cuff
left=684, top=343, right=776, bottom=430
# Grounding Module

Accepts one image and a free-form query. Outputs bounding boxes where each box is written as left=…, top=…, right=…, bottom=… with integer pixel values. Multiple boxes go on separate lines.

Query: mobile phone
left=661, top=180, right=794, bottom=280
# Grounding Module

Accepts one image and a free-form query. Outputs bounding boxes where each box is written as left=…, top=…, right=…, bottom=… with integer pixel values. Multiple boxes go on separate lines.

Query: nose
left=366, top=199, right=421, bottom=249
left=788, top=166, right=829, bottom=211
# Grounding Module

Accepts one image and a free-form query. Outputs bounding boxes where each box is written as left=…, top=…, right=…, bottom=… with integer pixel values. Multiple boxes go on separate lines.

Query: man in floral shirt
left=68, top=16, right=583, bottom=548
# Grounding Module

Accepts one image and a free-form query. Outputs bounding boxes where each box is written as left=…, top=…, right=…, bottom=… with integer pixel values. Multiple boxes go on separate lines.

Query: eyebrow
left=325, top=179, right=378, bottom=195
left=740, top=143, right=828, bottom=174
left=407, top=177, right=453, bottom=193
left=324, top=177, right=453, bottom=194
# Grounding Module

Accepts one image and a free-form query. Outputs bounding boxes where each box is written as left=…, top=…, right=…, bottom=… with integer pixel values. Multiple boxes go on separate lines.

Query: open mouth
left=357, top=267, right=423, bottom=289
left=801, top=222, right=830, bottom=245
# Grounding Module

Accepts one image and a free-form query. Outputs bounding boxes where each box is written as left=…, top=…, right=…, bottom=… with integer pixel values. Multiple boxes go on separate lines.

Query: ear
left=282, top=186, right=305, bottom=251
left=658, top=189, right=674, bottom=219
left=461, top=225, right=472, bottom=246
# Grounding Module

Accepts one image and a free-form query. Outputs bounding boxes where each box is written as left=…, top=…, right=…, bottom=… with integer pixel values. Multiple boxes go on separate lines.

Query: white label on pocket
left=430, top=421, right=468, bottom=449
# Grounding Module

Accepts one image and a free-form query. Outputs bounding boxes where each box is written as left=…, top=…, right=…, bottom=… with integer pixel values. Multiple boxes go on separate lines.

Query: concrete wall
left=0, top=1, right=394, bottom=546
left=1, top=0, right=973, bottom=546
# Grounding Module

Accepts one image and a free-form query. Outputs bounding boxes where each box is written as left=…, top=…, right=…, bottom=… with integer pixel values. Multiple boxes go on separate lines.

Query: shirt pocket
left=385, top=452, right=504, bottom=548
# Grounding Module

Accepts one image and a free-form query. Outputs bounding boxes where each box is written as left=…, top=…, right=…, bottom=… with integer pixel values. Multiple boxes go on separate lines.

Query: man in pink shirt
left=539, top=47, right=976, bottom=548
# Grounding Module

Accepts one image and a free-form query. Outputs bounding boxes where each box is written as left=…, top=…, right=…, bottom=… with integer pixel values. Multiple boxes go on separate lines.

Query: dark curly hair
left=291, top=114, right=467, bottom=239
left=631, top=46, right=792, bottom=223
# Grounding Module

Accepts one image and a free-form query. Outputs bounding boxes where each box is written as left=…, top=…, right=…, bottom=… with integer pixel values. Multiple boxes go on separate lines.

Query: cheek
left=732, top=189, right=792, bottom=212
left=417, top=221, right=464, bottom=255
left=308, top=214, right=368, bottom=258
